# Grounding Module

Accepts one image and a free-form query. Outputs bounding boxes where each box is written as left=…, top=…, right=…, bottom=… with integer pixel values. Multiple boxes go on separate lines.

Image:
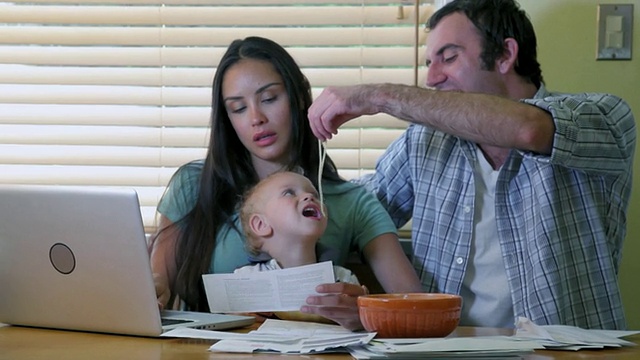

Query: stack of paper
left=347, top=336, right=542, bottom=359
left=347, top=318, right=639, bottom=359
left=162, top=317, right=639, bottom=357
left=514, top=317, right=639, bottom=350
left=163, top=319, right=374, bottom=354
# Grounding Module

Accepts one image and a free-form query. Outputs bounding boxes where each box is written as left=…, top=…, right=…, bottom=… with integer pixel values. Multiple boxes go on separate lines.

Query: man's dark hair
left=427, top=0, right=544, bottom=87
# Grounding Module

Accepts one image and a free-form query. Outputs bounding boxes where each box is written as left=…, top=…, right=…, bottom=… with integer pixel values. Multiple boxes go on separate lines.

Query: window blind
left=0, top=1, right=434, bottom=233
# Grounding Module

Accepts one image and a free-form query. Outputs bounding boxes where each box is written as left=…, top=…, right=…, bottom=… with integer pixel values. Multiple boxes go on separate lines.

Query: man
left=308, top=0, right=635, bottom=329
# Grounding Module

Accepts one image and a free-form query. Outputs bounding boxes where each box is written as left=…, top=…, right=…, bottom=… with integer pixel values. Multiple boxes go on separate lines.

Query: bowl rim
left=357, top=293, right=462, bottom=308
left=358, top=293, right=461, bottom=301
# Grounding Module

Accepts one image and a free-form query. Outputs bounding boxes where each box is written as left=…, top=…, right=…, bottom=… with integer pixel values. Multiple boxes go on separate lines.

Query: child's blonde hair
left=239, top=171, right=286, bottom=255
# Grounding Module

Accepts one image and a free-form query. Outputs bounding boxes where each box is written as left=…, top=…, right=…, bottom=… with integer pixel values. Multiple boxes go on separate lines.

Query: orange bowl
left=358, top=293, right=462, bottom=338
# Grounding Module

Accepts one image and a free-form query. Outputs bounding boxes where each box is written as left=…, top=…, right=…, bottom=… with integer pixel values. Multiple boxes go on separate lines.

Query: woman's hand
left=153, top=273, right=171, bottom=310
left=300, top=282, right=368, bottom=331
left=150, top=216, right=180, bottom=311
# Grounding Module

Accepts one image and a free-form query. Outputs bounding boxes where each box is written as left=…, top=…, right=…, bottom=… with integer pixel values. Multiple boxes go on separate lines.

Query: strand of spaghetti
left=317, top=139, right=327, bottom=216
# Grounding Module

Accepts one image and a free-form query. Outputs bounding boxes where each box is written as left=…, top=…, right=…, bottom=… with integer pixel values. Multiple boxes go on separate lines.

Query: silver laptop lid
left=0, top=185, right=171, bottom=336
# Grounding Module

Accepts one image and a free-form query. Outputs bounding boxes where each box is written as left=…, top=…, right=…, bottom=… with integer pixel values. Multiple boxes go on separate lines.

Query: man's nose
left=425, top=65, right=445, bottom=88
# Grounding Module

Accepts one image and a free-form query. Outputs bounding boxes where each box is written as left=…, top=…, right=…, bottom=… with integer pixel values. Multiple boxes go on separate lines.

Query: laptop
left=0, top=185, right=254, bottom=337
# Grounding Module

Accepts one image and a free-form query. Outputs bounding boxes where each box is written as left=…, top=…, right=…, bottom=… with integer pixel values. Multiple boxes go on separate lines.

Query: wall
left=517, top=0, right=640, bottom=329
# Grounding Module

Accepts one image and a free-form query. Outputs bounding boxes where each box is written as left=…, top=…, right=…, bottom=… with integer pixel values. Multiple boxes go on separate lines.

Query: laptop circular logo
left=49, top=243, right=76, bottom=274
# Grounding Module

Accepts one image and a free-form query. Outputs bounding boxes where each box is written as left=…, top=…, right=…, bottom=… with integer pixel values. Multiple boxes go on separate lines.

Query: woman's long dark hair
left=171, top=36, right=343, bottom=311
left=427, top=0, right=543, bottom=88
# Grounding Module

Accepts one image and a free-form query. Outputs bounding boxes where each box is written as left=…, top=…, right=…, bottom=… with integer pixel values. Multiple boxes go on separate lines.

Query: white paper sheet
left=202, top=261, right=335, bottom=312
left=514, top=316, right=640, bottom=350
left=162, top=315, right=640, bottom=357
left=374, top=336, right=544, bottom=352
left=162, top=319, right=376, bottom=354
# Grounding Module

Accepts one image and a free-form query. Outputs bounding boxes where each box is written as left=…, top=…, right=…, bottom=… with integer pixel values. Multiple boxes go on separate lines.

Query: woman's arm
left=149, top=214, right=180, bottom=310
left=362, top=233, right=422, bottom=293
left=301, top=233, right=422, bottom=330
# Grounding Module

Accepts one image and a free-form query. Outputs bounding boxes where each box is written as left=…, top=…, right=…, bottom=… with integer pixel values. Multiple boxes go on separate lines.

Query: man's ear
left=498, top=38, right=519, bottom=74
left=249, top=213, right=272, bottom=237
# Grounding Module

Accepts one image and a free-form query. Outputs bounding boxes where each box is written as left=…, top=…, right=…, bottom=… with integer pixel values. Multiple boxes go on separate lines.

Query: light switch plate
left=597, top=4, right=633, bottom=60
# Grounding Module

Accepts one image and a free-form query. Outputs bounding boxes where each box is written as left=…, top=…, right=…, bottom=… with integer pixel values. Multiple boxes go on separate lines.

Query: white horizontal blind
left=0, top=0, right=433, bottom=232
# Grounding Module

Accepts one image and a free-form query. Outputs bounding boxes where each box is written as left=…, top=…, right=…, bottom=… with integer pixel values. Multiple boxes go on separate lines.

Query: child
left=237, top=171, right=361, bottom=322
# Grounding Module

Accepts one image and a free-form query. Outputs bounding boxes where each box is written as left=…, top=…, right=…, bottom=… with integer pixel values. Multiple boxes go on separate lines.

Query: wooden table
left=1, top=323, right=639, bottom=359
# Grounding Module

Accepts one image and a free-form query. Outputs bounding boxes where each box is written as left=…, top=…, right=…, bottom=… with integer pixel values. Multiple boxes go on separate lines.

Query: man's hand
left=308, top=85, right=377, bottom=141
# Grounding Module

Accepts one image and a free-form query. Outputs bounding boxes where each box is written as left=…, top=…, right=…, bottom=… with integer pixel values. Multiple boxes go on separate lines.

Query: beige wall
left=517, top=0, right=640, bottom=329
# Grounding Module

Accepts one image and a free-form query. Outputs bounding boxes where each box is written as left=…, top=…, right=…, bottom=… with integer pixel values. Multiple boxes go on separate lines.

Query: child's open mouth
left=302, top=204, right=322, bottom=220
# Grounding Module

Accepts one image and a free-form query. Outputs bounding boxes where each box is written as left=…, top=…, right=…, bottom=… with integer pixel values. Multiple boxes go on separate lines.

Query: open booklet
left=202, top=261, right=335, bottom=313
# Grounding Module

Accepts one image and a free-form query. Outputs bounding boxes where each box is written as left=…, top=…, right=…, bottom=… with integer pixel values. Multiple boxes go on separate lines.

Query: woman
left=149, top=36, right=422, bottom=330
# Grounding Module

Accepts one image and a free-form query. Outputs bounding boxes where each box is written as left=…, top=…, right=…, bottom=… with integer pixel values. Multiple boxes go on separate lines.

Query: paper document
left=202, top=261, right=335, bottom=312
left=514, top=316, right=640, bottom=350
left=347, top=336, right=542, bottom=359
left=161, top=316, right=640, bottom=357
left=162, top=319, right=375, bottom=354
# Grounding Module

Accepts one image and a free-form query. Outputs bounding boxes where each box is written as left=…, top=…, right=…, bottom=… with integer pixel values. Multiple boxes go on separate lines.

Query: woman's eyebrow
left=223, top=82, right=282, bottom=103
left=255, top=82, right=281, bottom=95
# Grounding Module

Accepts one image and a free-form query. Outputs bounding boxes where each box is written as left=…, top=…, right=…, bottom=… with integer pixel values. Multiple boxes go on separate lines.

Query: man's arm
left=308, top=83, right=555, bottom=154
